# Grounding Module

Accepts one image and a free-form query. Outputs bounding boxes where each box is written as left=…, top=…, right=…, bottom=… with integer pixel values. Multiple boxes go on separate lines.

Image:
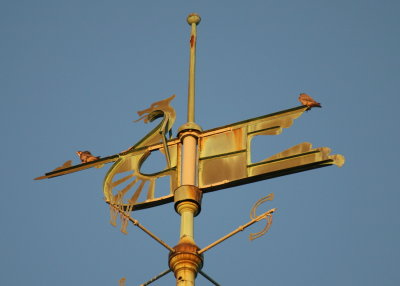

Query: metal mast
left=35, top=13, right=345, bottom=286
left=169, top=13, right=203, bottom=286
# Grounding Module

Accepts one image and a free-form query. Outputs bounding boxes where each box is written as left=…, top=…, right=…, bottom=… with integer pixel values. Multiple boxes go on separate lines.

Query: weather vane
left=35, top=13, right=344, bottom=285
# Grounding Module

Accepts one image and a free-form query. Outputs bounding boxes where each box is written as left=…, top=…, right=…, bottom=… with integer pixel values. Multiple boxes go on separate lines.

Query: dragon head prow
left=134, top=94, right=176, bottom=124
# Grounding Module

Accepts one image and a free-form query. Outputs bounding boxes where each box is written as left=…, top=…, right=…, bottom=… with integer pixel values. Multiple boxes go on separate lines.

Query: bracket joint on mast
left=174, top=185, right=203, bottom=216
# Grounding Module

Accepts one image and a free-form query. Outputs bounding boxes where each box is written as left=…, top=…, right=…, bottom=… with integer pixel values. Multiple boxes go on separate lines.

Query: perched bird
left=76, top=151, right=100, bottom=163
left=298, top=93, right=322, bottom=111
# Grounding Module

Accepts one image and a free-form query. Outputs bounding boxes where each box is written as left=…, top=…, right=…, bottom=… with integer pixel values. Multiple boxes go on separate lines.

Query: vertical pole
left=187, top=14, right=200, bottom=124
left=169, top=13, right=203, bottom=286
left=180, top=12, right=201, bottom=243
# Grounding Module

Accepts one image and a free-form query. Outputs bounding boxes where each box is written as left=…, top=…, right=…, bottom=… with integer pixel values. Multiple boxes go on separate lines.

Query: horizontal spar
left=199, top=142, right=344, bottom=193
left=34, top=155, right=119, bottom=180
left=34, top=138, right=181, bottom=180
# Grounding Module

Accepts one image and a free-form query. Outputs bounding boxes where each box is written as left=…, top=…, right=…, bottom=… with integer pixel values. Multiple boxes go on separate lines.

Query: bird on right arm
left=298, top=93, right=322, bottom=111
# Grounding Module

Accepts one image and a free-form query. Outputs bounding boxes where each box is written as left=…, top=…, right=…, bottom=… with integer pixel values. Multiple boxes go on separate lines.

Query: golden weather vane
left=35, top=13, right=344, bottom=286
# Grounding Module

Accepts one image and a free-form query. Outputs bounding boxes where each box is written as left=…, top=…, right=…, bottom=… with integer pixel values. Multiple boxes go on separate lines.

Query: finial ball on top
left=187, top=13, right=201, bottom=25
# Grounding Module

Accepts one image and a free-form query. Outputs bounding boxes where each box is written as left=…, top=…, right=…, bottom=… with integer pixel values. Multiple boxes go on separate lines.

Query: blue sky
left=1, top=1, right=399, bottom=285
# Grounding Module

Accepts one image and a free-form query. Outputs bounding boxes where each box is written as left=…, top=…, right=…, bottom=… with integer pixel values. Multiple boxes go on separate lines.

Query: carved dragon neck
left=124, top=94, right=176, bottom=153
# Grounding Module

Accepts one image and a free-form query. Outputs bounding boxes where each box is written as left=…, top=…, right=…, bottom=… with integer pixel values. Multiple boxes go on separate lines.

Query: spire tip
left=187, top=13, right=201, bottom=25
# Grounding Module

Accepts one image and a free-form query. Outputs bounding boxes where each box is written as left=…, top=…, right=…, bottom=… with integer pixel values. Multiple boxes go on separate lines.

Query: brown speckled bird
left=298, top=93, right=322, bottom=111
left=76, top=151, right=100, bottom=163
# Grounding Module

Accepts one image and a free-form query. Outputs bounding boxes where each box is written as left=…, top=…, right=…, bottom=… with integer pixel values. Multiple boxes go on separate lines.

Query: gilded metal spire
left=169, top=13, right=204, bottom=286
left=35, top=13, right=345, bottom=286
left=187, top=13, right=201, bottom=124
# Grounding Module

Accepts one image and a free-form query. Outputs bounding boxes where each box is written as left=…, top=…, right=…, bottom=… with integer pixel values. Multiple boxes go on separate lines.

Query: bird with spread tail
left=298, top=93, right=322, bottom=111
left=76, top=151, right=100, bottom=163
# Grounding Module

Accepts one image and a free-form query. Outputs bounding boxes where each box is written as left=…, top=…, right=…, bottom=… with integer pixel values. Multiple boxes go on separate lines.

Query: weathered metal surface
left=35, top=102, right=344, bottom=211
left=197, top=106, right=344, bottom=192
left=199, top=152, right=247, bottom=187
left=103, top=95, right=178, bottom=211
left=35, top=95, right=180, bottom=212
left=33, top=14, right=346, bottom=286
left=168, top=236, right=204, bottom=284
left=174, top=185, right=203, bottom=214
left=103, top=145, right=178, bottom=210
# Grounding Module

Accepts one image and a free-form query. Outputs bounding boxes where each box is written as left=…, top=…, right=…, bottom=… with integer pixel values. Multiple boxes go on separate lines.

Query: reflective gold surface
left=198, top=106, right=344, bottom=192
left=103, top=95, right=178, bottom=213
left=35, top=103, right=345, bottom=210
left=33, top=13, right=346, bottom=286
left=174, top=185, right=203, bottom=215
left=168, top=236, right=203, bottom=285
